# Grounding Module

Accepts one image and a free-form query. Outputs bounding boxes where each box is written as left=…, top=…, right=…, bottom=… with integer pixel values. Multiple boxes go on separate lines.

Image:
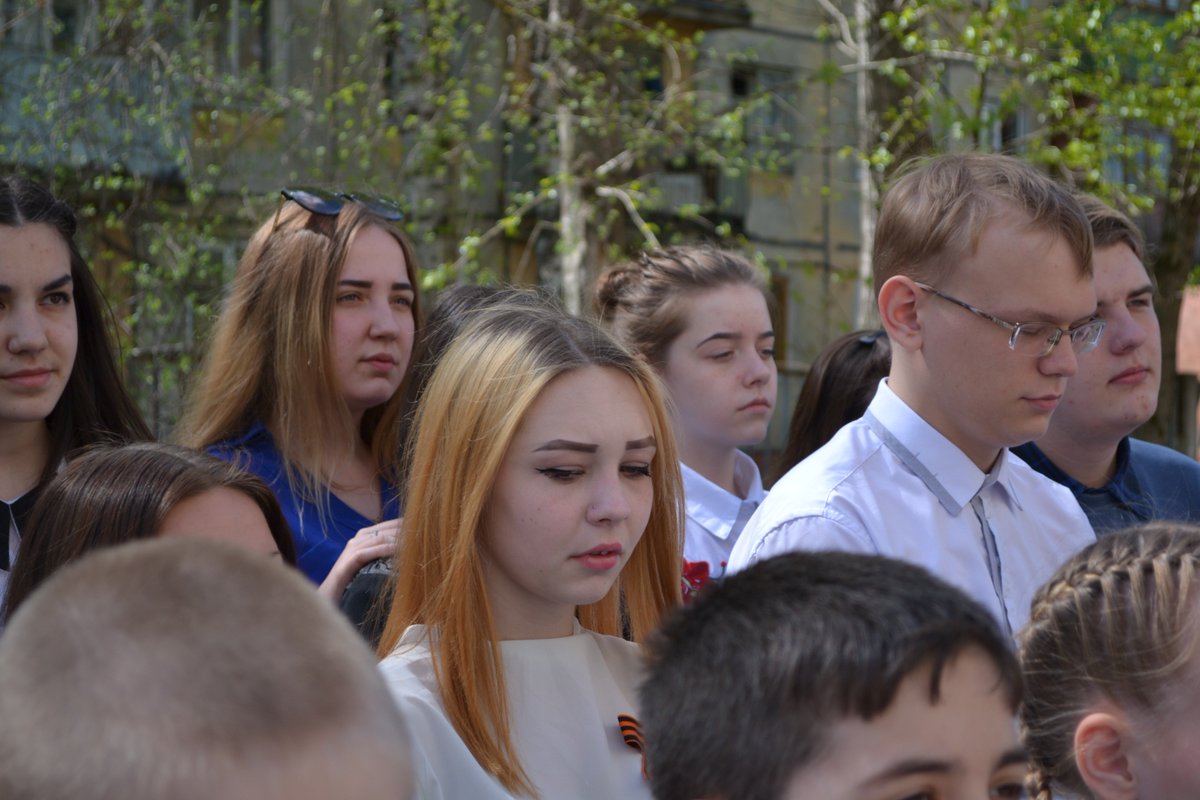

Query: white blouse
left=379, top=623, right=651, bottom=799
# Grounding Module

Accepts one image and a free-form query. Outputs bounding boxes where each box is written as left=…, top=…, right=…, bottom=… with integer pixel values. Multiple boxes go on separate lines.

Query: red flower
left=681, top=559, right=711, bottom=603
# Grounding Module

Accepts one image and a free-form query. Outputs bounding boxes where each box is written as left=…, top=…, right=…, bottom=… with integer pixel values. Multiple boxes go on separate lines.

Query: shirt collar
left=1020, top=437, right=1140, bottom=506
left=680, top=451, right=765, bottom=542
left=865, top=380, right=1022, bottom=515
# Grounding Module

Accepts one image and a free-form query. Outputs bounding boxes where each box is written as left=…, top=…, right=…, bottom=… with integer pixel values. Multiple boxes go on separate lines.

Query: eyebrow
left=534, top=436, right=657, bottom=453
left=995, top=747, right=1029, bottom=770
left=337, top=279, right=413, bottom=291
left=695, top=330, right=775, bottom=348
left=861, top=747, right=1028, bottom=788
left=0, top=274, right=73, bottom=294
left=1095, top=283, right=1156, bottom=308
left=862, top=758, right=954, bottom=786
left=1008, top=307, right=1098, bottom=327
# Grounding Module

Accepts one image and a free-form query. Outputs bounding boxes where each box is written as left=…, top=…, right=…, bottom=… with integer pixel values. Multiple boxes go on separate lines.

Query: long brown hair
left=3, top=442, right=297, bottom=622
left=1019, top=523, right=1200, bottom=800
left=0, top=175, right=149, bottom=486
left=177, top=199, right=422, bottom=498
left=377, top=304, right=683, bottom=797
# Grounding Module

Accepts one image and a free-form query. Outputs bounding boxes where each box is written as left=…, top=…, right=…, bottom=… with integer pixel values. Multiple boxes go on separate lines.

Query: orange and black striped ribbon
left=617, top=713, right=649, bottom=780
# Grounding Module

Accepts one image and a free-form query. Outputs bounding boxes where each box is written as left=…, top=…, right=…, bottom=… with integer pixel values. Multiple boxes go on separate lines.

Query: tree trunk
left=853, top=0, right=877, bottom=328
left=1143, top=144, right=1200, bottom=451
left=547, top=0, right=587, bottom=314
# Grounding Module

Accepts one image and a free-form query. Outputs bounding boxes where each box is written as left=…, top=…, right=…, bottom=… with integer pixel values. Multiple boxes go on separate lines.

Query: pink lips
left=573, top=543, right=623, bottom=571
left=362, top=353, right=398, bottom=371
left=2, top=368, right=53, bottom=388
left=1110, top=366, right=1150, bottom=386
left=1025, top=395, right=1061, bottom=413
left=739, top=398, right=772, bottom=413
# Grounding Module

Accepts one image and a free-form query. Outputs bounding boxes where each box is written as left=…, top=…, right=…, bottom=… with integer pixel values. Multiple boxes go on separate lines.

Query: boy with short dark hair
left=640, top=551, right=1027, bottom=800
left=0, top=538, right=414, bottom=800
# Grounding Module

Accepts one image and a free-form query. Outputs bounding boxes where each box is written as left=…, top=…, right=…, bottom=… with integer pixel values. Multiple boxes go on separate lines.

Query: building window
left=196, top=0, right=270, bottom=76
left=0, top=1, right=80, bottom=50
left=731, top=64, right=797, bottom=171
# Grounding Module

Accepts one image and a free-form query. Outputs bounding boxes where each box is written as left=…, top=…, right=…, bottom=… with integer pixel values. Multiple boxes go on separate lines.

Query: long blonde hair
left=177, top=200, right=422, bottom=496
left=377, top=304, right=684, bottom=797
left=1019, top=523, right=1200, bottom=800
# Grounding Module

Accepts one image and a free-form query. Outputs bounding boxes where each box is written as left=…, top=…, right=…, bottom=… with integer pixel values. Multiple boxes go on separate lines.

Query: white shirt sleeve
left=730, top=512, right=877, bottom=569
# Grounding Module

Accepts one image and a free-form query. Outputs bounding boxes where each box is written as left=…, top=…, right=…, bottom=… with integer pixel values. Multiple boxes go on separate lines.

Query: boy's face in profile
left=781, top=647, right=1026, bottom=800
left=912, top=212, right=1097, bottom=469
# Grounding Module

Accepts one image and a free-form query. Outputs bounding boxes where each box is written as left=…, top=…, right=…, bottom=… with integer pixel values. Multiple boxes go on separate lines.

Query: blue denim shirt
left=1013, top=437, right=1200, bottom=535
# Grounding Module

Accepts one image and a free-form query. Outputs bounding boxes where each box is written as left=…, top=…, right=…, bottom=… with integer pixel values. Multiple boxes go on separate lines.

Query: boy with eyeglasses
left=729, top=153, right=1098, bottom=634
left=1013, top=195, right=1200, bottom=533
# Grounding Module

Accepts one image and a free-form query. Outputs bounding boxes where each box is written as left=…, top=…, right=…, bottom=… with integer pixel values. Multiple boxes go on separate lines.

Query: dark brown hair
left=643, top=551, right=1021, bottom=800
left=1077, top=193, right=1144, bottom=262
left=0, top=175, right=150, bottom=486
left=1077, top=193, right=1154, bottom=293
left=775, top=329, right=891, bottom=481
left=3, top=442, right=297, bottom=622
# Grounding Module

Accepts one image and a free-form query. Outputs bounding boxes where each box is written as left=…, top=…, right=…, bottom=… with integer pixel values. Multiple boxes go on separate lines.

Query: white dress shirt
left=728, top=380, right=1095, bottom=634
left=681, top=451, right=766, bottom=581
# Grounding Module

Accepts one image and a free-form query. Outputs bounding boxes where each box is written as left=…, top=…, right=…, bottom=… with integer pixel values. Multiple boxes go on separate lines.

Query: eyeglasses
left=914, top=282, right=1106, bottom=358
left=277, top=187, right=404, bottom=222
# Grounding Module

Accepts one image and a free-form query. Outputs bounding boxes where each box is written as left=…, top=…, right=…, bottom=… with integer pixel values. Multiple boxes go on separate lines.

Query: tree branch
left=595, top=185, right=660, bottom=248
left=815, top=0, right=859, bottom=55
left=448, top=188, right=551, bottom=273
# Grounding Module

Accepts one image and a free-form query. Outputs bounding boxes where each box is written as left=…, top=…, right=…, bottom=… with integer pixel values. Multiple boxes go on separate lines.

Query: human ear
left=876, top=276, right=922, bottom=353
left=1074, top=712, right=1138, bottom=800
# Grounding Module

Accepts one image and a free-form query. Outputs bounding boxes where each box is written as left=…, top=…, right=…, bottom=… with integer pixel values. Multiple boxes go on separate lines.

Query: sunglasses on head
left=278, top=187, right=405, bottom=222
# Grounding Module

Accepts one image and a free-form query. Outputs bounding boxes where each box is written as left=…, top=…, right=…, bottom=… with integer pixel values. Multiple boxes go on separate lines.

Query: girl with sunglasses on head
left=0, top=176, right=150, bottom=609
left=377, top=303, right=683, bottom=799
left=178, top=188, right=420, bottom=600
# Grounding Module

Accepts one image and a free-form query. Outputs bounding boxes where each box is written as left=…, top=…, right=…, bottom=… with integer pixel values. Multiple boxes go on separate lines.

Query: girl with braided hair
left=1019, top=522, right=1200, bottom=800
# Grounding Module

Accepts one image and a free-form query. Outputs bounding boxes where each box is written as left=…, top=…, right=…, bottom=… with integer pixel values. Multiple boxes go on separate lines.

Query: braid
left=1026, top=767, right=1056, bottom=800
left=1019, top=523, right=1200, bottom=799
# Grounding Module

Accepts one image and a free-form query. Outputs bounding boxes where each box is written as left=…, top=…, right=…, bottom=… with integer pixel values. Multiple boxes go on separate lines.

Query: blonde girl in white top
left=377, top=303, right=683, bottom=799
